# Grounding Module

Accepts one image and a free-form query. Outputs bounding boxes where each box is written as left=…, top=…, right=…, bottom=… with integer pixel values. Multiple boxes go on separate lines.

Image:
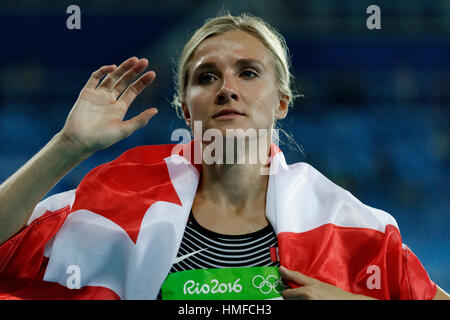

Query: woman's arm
left=280, top=266, right=449, bottom=300
left=280, top=266, right=377, bottom=300
left=0, top=133, right=91, bottom=245
left=0, top=57, right=157, bottom=245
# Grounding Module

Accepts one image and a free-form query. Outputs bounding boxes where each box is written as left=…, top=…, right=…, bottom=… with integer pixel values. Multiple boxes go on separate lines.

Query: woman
left=0, top=13, right=447, bottom=300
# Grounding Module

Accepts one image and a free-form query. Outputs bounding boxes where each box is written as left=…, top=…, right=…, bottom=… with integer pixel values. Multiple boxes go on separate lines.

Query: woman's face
left=182, top=30, right=288, bottom=137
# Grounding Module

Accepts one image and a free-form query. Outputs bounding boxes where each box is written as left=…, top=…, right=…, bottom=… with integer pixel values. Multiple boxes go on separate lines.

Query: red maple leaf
left=71, top=144, right=184, bottom=244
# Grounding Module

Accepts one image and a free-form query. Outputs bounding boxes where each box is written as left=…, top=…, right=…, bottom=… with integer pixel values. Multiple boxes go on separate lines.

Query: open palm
left=60, top=57, right=158, bottom=156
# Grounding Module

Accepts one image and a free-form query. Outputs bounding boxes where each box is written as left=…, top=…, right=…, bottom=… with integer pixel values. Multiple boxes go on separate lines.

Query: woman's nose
left=215, top=75, right=239, bottom=105
left=216, top=90, right=238, bottom=104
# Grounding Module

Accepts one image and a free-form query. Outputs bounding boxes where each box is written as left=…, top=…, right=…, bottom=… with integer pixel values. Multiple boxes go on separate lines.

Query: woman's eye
left=240, top=70, right=257, bottom=79
left=198, top=74, right=216, bottom=84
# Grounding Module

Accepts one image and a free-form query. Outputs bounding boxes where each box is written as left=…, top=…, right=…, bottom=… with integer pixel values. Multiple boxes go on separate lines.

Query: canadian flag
left=0, top=142, right=436, bottom=299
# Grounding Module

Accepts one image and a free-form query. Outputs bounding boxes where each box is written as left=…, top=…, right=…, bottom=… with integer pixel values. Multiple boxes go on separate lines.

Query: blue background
left=0, top=0, right=448, bottom=292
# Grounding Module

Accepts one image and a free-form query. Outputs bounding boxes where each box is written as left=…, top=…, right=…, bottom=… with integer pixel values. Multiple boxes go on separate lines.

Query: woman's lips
left=213, top=112, right=245, bottom=120
left=213, top=108, right=245, bottom=120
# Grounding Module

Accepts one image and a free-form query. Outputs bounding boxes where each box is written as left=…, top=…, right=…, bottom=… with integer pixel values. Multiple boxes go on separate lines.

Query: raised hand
left=59, top=57, right=158, bottom=156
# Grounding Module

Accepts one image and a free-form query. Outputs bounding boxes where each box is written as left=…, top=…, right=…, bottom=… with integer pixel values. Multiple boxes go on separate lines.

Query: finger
left=85, top=64, right=117, bottom=89
left=282, top=288, right=310, bottom=300
left=112, top=58, right=149, bottom=98
left=279, top=266, right=316, bottom=286
left=120, top=108, right=158, bottom=138
left=118, top=71, right=156, bottom=106
left=98, top=57, right=139, bottom=90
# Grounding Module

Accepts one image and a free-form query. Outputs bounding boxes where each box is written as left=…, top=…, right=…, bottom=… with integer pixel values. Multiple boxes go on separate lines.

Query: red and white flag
left=0, top=142, right=436, bottom=299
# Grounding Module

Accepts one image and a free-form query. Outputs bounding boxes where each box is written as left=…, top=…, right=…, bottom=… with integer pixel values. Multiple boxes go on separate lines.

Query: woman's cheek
left=253, top=96, right=277, bottom=128
left=186, top=94, right=207, bottom=121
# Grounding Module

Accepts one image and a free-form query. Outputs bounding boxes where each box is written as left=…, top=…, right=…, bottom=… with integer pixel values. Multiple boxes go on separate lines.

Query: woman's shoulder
left=280, top=160, right=399, bottom=232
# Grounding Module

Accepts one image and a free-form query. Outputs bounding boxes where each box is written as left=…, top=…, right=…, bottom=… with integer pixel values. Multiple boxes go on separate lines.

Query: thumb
left=279, top=266, right=316, bottom=286
left=121, top=107, right=158, bottom=137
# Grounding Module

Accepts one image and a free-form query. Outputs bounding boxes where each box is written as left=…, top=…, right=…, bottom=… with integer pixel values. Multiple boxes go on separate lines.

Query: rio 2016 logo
left=181, top=273, right=286, bottom=296
left=183, top=278, right=242, bottom=295
left=251, top=274, right=286, bottom=294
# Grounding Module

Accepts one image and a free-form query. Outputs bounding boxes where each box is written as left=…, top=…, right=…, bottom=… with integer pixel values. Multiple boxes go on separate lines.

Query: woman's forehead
left=188, top=30, right=273, bottom=72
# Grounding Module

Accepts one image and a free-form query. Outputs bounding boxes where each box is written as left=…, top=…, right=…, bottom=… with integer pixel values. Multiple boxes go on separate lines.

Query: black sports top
left=157, top=211, right=279, bottom=299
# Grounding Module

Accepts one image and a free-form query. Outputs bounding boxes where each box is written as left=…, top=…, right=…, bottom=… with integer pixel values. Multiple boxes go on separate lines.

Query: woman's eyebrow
left=235, top=58, right=265, bottom=70
left=192, top=62, right=217, bottom=74
left=192, top=58, right=265, bottom=74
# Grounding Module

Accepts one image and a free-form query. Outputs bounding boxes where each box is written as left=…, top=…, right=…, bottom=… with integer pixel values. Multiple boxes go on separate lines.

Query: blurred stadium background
left=0, top=0, right=448, bottom=292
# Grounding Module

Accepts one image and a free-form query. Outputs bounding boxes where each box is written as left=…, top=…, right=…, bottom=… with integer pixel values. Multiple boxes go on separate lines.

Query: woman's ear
left=181, top=102, right=191, bottom=127
left=274, top=94, right=289, bottom=120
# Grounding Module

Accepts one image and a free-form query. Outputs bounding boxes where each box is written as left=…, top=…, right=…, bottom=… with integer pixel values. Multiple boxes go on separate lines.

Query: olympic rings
left=251, top=274, right=286, bottom=294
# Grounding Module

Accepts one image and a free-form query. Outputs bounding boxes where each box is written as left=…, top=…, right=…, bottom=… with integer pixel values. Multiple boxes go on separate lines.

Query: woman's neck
left=194, top=135, right=272, bottom=216
left=192, top=160, right=270, bottom=234
left=199, top=161, right=269, bottom=209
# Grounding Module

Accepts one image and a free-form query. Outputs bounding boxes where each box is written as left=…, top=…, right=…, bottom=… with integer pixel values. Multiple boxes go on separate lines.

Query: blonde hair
left=171, top=13, right=303, bottom=153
